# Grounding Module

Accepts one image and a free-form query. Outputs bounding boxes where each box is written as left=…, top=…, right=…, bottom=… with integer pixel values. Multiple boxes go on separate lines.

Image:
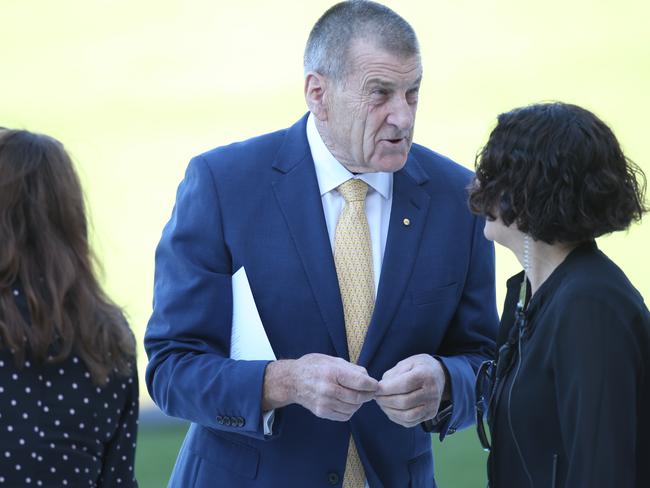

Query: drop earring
left=517, top=234, right=530, bottom=313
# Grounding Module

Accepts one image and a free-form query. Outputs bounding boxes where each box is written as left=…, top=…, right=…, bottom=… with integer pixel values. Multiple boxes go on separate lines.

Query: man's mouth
left=383, top=138, right=406, bottom=145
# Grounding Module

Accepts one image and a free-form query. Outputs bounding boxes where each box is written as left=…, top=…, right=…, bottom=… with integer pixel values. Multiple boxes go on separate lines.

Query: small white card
left=230, top=267, right=276, bottom=361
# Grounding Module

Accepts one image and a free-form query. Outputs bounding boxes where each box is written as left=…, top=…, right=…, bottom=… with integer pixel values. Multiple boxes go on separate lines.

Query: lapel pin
left=403, top=218, right=411, bottom=226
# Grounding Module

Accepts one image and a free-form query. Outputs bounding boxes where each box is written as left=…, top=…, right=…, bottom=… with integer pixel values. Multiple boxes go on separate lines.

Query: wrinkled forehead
left=343, top=39, right=422, bottom=87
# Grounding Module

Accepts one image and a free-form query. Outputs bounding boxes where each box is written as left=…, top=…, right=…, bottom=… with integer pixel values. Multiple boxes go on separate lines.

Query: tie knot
left=337, top=179, right=369, bottom=202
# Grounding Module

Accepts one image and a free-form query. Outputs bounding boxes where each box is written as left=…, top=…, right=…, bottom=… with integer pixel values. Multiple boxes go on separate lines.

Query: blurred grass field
left=135, top=423, right=187, bottom=488
left=135, top=423, right=487, bottom=487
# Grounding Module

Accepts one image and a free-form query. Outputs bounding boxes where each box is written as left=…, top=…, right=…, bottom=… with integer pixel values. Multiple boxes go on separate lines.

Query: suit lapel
left=271, top=115, right=349, bottom=359
left=358, top=156, right=431, bottom=367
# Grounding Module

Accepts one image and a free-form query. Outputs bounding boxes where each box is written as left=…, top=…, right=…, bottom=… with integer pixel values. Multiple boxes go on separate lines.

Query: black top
left=487, top=241, right=650, bottom=488
left=0, top=285, right=139, bottom=487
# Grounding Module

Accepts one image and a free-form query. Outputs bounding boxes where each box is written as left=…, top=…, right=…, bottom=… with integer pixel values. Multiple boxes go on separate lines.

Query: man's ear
left=304, top=72, right=329, bottom=121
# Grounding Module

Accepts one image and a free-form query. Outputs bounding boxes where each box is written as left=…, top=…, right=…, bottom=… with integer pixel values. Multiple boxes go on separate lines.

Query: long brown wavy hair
left=0, top=129, right=135, bottom=385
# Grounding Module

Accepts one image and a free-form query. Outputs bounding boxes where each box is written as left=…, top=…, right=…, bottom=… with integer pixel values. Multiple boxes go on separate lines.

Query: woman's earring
left=523, top=234, right=530, bottom=276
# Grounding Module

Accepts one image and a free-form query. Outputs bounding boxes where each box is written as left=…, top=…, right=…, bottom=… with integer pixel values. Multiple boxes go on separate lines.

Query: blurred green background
left=2, top=0, right=648, bottom=486
left=135, top=421, right=488, bottom=487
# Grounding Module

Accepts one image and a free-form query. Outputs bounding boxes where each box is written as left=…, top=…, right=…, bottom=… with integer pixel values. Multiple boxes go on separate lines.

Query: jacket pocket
left=189, top=426, right=260, bottom=479
left=411, top=282, right=458, bottom=306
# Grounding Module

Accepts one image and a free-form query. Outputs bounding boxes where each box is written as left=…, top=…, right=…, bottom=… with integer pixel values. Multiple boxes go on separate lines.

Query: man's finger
left=379, top=404, right=429, bottom=427
left=376, top=370, right=421, bottom=396
left=333, top=384, right=376, bottom=405
left=318, top=409, right=352, bottom=422
left=381, top=360, right=414, bottom=380
left=374, top=389, right=425, bottom=410
left=336, top=367, right=379, bottom=392
left=312, top=399, right=356, bottom=421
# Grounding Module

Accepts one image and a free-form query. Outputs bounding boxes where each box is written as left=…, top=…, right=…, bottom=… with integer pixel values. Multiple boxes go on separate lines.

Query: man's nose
left=386, top=94, right=416, bottom=132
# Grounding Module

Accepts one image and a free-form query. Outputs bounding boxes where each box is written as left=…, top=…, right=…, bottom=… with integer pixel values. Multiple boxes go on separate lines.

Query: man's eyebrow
left=364, top=76, right=422, bottom=90
left=365, top=78, right=396, bottom=89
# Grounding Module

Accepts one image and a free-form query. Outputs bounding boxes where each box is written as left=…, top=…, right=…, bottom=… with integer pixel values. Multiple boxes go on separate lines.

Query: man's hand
left=375, top=354, right=447, bottom=428
left=263, top=353, right=378, bottom=421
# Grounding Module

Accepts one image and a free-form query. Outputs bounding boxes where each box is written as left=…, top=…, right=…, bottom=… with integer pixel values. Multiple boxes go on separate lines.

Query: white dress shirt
left=306, top=112, right=393, bottom=293
left=264, top=116, right=394, bottom=488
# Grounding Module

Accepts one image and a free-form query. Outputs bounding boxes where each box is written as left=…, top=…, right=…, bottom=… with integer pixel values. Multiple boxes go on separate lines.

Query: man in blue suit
left=145, top=1, right=498, bottom=486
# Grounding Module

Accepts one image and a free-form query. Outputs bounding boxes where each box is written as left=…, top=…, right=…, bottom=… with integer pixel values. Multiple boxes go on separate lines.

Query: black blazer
left=0, top=283, right=138, bottom=487
left=487, top=241, right=650, bottom=487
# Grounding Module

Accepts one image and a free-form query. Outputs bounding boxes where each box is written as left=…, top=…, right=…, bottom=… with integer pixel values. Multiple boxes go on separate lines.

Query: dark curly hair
left=468, top=102, right=647, bottom=243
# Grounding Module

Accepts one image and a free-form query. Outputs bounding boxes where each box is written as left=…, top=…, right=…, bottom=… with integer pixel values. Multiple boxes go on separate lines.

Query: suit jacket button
left=237, top=417, right=246, bottom=427
left=224, top=416, right=232, bottom=426
left=216, top=416, right=223, bottom=424
left=327, top=472, right=339, bottom=485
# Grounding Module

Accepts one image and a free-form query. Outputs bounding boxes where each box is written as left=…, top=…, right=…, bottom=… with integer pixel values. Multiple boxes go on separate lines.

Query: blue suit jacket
left=145, top=114, right=498, bottom=487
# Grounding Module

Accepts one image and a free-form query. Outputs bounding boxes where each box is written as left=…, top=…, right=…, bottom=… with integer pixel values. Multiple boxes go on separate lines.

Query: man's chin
left=371, top=154, right=409, bottom=173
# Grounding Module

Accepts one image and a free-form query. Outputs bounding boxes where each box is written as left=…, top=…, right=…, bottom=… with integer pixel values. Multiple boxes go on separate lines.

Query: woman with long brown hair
left=0, top=129, right=139, bottom=487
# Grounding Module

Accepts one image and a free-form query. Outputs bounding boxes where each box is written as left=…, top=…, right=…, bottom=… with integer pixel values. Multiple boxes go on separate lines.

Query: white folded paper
left=230, top=266, right=276, bottom=361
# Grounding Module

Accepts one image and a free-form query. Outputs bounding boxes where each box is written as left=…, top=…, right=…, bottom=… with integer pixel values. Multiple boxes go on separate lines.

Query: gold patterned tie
left=334, top=179, right=375, bottom=488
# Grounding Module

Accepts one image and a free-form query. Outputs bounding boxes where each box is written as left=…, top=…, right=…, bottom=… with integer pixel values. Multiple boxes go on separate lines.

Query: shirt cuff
left=263, top=409, right=275, bottom=436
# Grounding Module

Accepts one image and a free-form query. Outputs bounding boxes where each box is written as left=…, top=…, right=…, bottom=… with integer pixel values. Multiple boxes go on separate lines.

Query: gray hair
left=304, top=1, right=420, bottom=82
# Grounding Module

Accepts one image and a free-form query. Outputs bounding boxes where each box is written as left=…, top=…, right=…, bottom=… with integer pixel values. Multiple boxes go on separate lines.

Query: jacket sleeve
left=432, top=214, right=499, bottom=439
left=144, top=156, right=274, bottom=441
left=552, top=294, right=642, bottom=487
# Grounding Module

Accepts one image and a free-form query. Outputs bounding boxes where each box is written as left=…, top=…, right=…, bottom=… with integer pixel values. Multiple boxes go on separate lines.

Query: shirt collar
left=306, top=113, right=392, bottom=199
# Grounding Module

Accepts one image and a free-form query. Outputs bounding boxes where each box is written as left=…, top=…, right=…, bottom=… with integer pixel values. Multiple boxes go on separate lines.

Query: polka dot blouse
left=0, top=288, right=139, bottom=487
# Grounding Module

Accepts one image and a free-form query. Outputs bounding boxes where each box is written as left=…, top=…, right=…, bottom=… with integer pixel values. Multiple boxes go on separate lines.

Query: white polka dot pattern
left=0, top=330, right=139, bottom=486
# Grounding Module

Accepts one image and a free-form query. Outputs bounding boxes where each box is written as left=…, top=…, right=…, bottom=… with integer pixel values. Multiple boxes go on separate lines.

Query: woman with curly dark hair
left=0, top=129, right=139, bottom=487
left=469, top=102, right=649, bottom=487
